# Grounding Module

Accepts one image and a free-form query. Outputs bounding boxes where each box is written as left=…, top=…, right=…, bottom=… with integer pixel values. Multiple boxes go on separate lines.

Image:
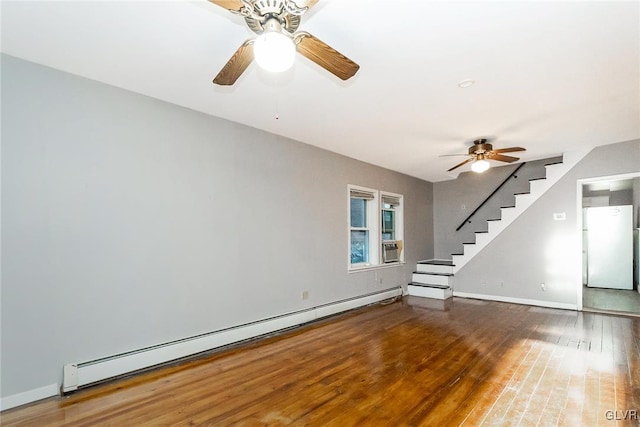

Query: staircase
left=408, top=260, right=454, bottom=300
left=408, top=149, right=591, bottom=300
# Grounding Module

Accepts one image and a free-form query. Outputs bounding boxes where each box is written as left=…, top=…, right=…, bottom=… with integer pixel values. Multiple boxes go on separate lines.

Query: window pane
left=382, top=210, right=395, bottom=240
left=350, top=198, right=367, bottom=227
left=350, top=230, right=369, bottom=263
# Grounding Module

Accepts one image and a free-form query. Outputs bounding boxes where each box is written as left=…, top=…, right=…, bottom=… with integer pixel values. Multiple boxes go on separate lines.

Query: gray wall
left=0, top=55, right=433, bottom=398
left=610, top=189, right=633, bottom=207
left=583, top=186, right=635, bottom=207
left=453, top=140, right=640, bottom=306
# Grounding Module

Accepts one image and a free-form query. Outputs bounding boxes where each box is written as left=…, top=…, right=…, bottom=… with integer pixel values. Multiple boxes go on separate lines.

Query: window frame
left=348, top=185, right=404, bottom=272
left=380, top=191, right=404, bottom=264
left=348, top=185, right=379, bottom=270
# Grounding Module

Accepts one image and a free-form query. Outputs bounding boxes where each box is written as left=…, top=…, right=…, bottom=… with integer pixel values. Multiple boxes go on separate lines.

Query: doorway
left=578, top=173, right=640, bottom=315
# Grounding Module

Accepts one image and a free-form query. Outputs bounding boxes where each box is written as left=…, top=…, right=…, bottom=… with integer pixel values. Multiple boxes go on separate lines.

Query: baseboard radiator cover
left=62, top=287, right=402, bottom=393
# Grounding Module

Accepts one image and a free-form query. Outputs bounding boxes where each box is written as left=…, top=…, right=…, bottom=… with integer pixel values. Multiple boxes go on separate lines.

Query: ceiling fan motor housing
left=469, top=139, right=493, bottom=155
left=244, top=1, right=301, bottom=34
left=254, top=0, right=287, bottom=14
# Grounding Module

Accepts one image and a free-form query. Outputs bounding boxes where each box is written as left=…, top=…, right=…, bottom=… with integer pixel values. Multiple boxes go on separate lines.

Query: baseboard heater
left=62, top=286, right=402, bottom=393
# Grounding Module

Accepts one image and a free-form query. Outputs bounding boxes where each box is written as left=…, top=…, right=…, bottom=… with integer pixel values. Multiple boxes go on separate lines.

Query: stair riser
left=408, top=285, right=452, bottom=300
left=416, top=264, right=454, bottom=274
left=411, top=273, right=452, bottom=286
left=487, top=221, right=506, bottom=234
left=544, top=165, right=563, bottom=181
left=514, top=193, right=533, bottom=204
left=529, top=179, right=549, bottom=194
left=474, top=233, right=490, bottom=245
left=461, top=244, right=479, bottom=257
left=500, top=208, right=517, bottom=222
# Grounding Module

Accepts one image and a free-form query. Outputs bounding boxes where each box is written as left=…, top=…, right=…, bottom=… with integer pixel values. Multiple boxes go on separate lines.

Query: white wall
left=452, top=140, right=640, bottom=307
left=0, top=55, right=434, bottom=400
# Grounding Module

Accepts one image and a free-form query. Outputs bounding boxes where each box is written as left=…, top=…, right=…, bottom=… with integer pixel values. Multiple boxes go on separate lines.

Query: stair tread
left=408, top=282, right=450, bottom=290
left=544, top=161, right=563, bottom=166
left=463, top=242, right=475, bottom=245
left=475, top=231, right=489, bottom=234
left=501, top=206, right=516, bottom=209
left=452, top=253, right=464, bottom=256
left=413, top=271, right=454, bottom=277
left=514, top=192, right=530, bottom=195
left=417, top=260, right=455, bottom=266
left=529, top=177, right=546, bottom=181
left=487, top=218, right=501, bottom=221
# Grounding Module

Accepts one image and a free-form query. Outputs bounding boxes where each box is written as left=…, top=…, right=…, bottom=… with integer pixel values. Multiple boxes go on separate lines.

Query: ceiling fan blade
left=295, top=32, right=359, bottom=80
left=213, top=40, right=254, bottom=86
left=488, top=153, right=520, bottom=163
left=439, top=154, right=469, bottom=157
left=447, top=158, right=474, bottom=172
left=207, top=0, right=244, bottom=12
left=493, top=147, right=526, bottom=154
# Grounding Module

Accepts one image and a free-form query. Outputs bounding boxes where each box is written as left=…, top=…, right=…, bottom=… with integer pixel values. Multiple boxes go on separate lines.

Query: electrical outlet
left=302, top=291, right=309, bottom=300
left=553, top=212, right=566, bottom=221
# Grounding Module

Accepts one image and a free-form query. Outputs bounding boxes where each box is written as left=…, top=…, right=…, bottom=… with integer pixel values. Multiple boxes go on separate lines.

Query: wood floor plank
left=3, top=297, right=640, bottom=426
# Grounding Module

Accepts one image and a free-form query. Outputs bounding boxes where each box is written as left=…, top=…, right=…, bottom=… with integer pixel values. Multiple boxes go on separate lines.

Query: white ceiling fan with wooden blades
left=440, top=138, right=526, bottom=173
left=208, top=0, right=360, bottom=85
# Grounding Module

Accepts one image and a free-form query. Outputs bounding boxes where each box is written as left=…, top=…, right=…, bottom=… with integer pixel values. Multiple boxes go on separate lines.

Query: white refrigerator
left=585, top=205, right=633, bottom=290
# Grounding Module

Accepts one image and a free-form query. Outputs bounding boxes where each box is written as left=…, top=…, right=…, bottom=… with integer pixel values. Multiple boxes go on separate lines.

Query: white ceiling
left=2, top=0, right=639, bottom=182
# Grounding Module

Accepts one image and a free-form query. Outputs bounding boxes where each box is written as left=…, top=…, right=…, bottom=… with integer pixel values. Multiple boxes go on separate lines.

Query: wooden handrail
left=455, top=163, right=526, bottom=232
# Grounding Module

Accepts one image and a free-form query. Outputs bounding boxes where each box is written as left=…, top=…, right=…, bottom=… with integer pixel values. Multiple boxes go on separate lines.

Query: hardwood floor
left=3, top=296, right=640, bottom=426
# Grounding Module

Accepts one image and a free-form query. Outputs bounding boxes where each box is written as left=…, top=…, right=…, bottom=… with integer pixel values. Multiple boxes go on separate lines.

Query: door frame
left=576, top=172, right=640, bottom=311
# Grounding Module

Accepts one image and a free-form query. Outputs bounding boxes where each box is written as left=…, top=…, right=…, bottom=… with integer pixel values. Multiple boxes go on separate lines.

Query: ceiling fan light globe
left=253, top=32, right=296, bottom=72
left=471, top=159, right=491, bottom=173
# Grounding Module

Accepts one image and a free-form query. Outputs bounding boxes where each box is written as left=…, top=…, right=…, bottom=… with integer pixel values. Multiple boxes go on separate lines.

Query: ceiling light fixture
left=471, top=158, right=491, bottom=173
left=253, top=18, right=296, bottom=73
left=458, top=79, right=475, bottom=88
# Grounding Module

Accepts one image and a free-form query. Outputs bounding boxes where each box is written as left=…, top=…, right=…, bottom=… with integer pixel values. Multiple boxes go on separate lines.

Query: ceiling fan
left=208, top=0, right=360, bottom=85
left=442, top=138, right=526, bottom=173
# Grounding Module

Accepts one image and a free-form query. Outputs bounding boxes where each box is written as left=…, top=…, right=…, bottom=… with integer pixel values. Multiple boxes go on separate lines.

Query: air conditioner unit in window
left=382, top=240, right=399, bottom=263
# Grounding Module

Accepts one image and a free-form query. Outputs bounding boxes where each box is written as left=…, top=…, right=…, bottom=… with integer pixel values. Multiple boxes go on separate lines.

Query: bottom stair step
left=407, top=282, right=453, bottom=300
left=409, top=282, right=449, bottom=289
left=417, top=259, right=455, bottom=266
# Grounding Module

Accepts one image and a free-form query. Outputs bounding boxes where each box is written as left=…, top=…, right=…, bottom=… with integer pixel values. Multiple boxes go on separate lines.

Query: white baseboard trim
left=62, top=287, right=402, bottom=394
left=453, top=291, right=578, bottom=311
left=0, top=383, right=59, bottom=411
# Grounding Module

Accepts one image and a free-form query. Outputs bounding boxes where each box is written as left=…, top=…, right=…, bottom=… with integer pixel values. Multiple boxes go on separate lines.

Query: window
left=349, top=187, right=378, bottom=266
left=381, top=194, right=401, bottom=241
left=348, top=186, right=403, bottom=270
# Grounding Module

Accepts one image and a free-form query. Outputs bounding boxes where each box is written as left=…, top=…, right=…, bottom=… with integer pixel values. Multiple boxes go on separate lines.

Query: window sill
left=348, top=261, right=406, bottom=273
